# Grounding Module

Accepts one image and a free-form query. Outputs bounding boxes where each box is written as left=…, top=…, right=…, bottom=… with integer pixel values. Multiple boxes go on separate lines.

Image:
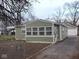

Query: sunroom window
left=33, top=28, right=38, bottom=35
left=26, top=28, right=31, bottom=35
left=22, top=30, right=25, bottom=33
left=39, top=27, right=44, bottom=35
left=46, top=27, right=52, bottom=35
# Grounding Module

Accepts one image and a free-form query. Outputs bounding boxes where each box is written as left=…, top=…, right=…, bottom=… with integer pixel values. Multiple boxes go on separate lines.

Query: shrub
left=0, top=35, right=16, bottom=41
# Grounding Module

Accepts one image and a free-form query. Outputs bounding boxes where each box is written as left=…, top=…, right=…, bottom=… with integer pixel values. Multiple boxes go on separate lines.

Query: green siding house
left=15, top=20, right=67, bottom=43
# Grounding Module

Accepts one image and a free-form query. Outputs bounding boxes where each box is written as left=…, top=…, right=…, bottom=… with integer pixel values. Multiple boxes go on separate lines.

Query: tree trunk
left=2, top=20, right=8, bottom=35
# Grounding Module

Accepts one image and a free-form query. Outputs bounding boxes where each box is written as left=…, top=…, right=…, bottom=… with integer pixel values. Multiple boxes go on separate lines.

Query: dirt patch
left=0, top=40, right=50, bottom=59
left=71, top=52, right=79, bottom=59
left=25, top=43, right=50, bottom=58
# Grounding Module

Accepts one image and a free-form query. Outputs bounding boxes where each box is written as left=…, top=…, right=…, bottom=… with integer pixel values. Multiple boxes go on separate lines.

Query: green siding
left=15, top=27, right=25, bottom=40
left=61, top=26, right=67, bottom=40
left=26, top=37, right=53, bottom=42
left=15, top=20, right=67, bottom=43
left=54, top=25, right=60, bottom=41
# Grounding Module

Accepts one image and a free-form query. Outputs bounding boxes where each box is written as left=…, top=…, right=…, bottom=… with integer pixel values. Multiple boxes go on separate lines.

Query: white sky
left=32, top=0, right=77, bottom=19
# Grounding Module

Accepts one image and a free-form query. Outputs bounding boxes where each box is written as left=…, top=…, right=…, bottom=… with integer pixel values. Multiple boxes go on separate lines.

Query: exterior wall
left=15, top=26, right=25, bottom=40
left=26, top=37, right=53, bottom=43
left=54, top=25, right=60, bottom=42
left=25, top=20, right=54, bottom=43
left=58, top=25, right=67, bottom=41
left=61, top=26, right=67, bottom=40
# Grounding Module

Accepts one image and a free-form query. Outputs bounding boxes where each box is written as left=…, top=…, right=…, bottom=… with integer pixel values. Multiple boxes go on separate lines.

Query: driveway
left=29, top=36, right=79, bottom=59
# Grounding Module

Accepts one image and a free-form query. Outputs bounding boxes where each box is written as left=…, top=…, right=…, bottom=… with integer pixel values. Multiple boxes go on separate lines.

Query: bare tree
left=52, top=7, right=66, bottom=23
left=64, top=1, right=79, bottom=36
left=1, top=0, right=31, bottom=25
left=0, top=0, right=36, bottom=35
left=65, top=1, right=79, bottom=26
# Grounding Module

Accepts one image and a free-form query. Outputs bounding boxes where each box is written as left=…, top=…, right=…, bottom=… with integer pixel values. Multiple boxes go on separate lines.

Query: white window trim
left=25, top=26, right=53, bottom=37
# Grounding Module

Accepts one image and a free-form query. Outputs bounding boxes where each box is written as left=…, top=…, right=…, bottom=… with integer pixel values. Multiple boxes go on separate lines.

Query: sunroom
left=15, top=20, right=67, bottom=43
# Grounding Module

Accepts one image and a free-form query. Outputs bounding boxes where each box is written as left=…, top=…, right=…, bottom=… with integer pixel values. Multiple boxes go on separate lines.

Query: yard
left=0, top=36, right=79, bottom=59
left=0, top=39, right=50, bottom=59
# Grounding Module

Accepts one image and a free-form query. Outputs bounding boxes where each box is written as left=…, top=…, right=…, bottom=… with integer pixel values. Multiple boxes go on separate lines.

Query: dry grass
left=0, top=40, right=50, bottom=59
left=25, top=43, right=50, bottom=58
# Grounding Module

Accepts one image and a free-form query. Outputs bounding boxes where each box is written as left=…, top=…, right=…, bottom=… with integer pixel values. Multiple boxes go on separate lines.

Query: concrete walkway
left=29, top=36, right=79, bottom=59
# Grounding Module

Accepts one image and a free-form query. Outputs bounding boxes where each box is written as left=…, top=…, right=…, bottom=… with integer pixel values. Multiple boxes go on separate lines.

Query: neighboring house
left=64, top=22, right=77, bottom=36
left=68, top=27, right=77, bottom=36
left=0, top=21, right=15, bottom=35
left=7, top=26, right=15, bottom=35
left=15, top=20, right=67, bottom=43
left=0, top=21, right=5, bottom=35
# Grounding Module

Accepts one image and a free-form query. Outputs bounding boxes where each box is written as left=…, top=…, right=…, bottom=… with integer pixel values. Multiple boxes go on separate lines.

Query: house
left=68, top=26, right=77, bottom=36
left=64, top=22, right=77, bottom=36
left=7, top=26, right=15, bottom=35
left=15, top=20, right=67, bottom=43
left=0, top=21, right=15, bottom=35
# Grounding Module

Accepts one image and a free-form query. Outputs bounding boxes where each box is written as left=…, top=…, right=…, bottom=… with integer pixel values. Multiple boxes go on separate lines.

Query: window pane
left=39, top=32, right=44, bottom=35
left=46, top=32, right=52, bottom=35
left=22, top=30, right=25, bottom=33
left=33, top=32, right=37, bottom=35
left=33, top=28, right=37, bottom=31
left=39, top=27, right=44, bottom=31
left=46, top=27, right=52, bottom=31
left=26, top=28, right=31, bottom=32
left=21, top=26, right=25, bottom=28
left=27, top=32, right=31, bottom=35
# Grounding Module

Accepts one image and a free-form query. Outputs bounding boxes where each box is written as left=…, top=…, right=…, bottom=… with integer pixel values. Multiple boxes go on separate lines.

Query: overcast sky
left=32, top=0, right=77, bottom=19
left=0, top=0, right=78, bottom=19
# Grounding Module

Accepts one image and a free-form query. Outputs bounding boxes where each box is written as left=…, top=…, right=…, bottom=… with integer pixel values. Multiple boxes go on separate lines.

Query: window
left=46, top=32, right=52, bottom=35
left=46, top=27, right=52, bottom=32
left=39, top=32, right=44, bottom=35
left=33, top=28, right=37, bottom=31
left=26, top=28, right=31, bottom=32
left=39, top=27, right=44, bottom=35
left=26, top=28, right=31, bottom=35
left=39, top=27, right=44, bottom=31
left=33, top=32, right=37, bottom=35
left=27, top=32, right=31, bottom=35
left=33, top=28, right=38, bottom=35
left=46, top=27, right=52, bottom=35
left=22, top=30, right=25, bottom=33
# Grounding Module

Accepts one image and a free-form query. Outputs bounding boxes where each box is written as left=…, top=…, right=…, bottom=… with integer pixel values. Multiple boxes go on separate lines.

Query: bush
left=0, top=35, right=16, bottom=41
